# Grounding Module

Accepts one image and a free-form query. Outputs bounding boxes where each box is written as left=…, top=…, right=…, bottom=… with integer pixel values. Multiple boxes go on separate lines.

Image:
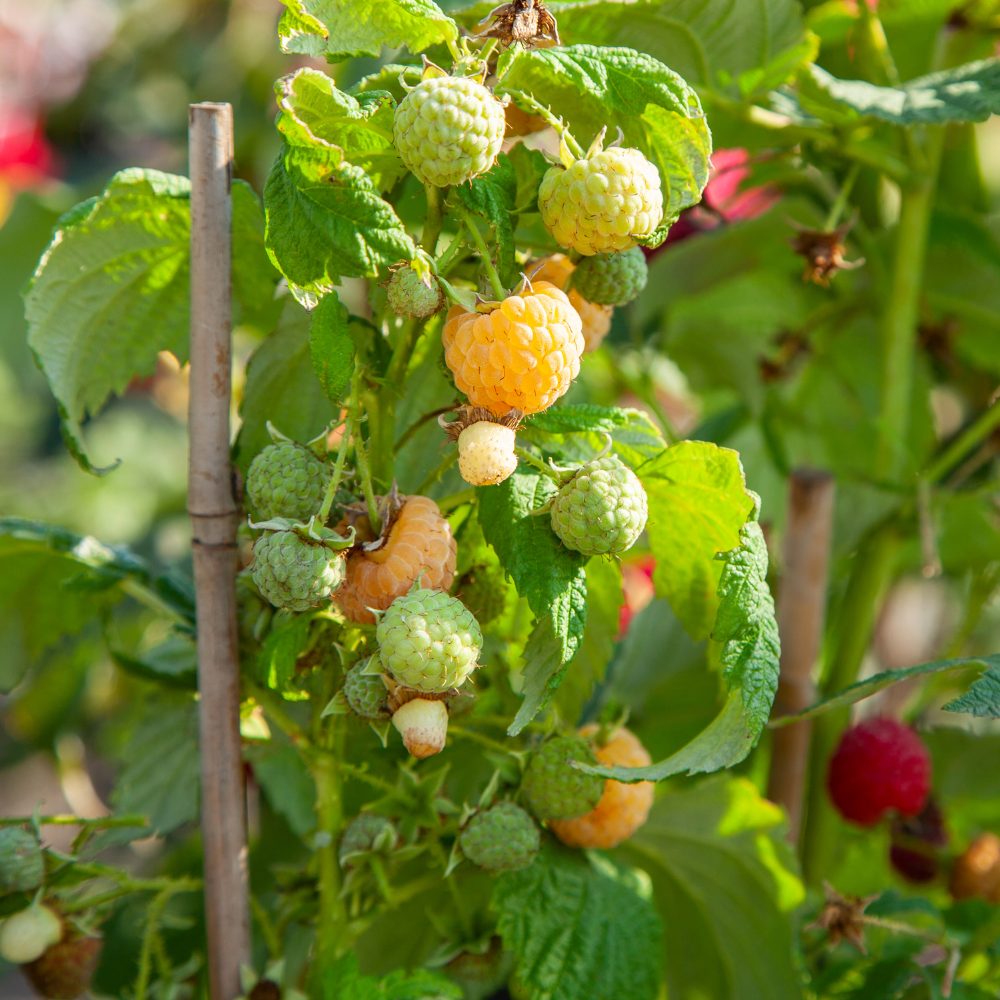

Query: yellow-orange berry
left=550, top=725, right=654, bottom=849
left=529, top=255, right=612, bottom=353
left=335, top=496, right=457, bottom=625
left=950, top=833, right=1000, bottom=902
left=458, top=421, right=518, bottom=486
left=442, top=282, right=584, bottom=415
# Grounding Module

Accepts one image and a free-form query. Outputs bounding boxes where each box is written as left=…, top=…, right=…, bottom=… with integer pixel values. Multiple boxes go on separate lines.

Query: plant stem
left=394, top=405, right=459, bottom=456
left=133, top=889, right=173, bottom=1000
left=456, top=207, right=506, bottom=300
left=250, top=893, right=282, bottom=958
left=436, top=487, right=477, bottom=513
left=448, top=724, right=513, bottom=755
left=824, top=162, right=861, bottom=231
left=310, top=747, right=347, bottom=968
left=60, top=877, right=201, bottom=915
left=350, top=365, right=382, bottom=535
left=415, top=452, right=458, bottom=495
left=245, top=679, right=311, bottom=748
left=422, top=184, right=444, bottom=253
left=319, top=416, right=354, bottom=524
left=876, top=129, right=944, bottom=479
left=0, top=814, right=147, bottom=827
left=513, top=447, right=562, bottom=481
left=922, top=394, right=1000, bottom=483
left=119, top=578, right=193, bottom=628
left=801, top=524, right=901, bottom=884
left=435, top=226, right=467, bottom=275
left=337, top=761, right=402, bottom=796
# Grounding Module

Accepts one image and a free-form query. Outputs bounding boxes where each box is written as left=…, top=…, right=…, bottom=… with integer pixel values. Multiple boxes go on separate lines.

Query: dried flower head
left=809, top=882, right=879, bottom=953
left=788, top=217, right=865, bottom=286
left=476, top=0, right=560, bottom=49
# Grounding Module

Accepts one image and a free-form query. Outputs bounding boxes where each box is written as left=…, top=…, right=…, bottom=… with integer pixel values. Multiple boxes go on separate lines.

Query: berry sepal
left=249, top=516, right=355, bottom=551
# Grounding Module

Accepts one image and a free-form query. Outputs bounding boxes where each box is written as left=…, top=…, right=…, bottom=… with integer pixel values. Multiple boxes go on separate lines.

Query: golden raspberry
left=539, top=146, right=664, bottom=255
left=550, top=725, right=654, bottom=849
left=335, top=496, right=457, bottom=625
left=950, top=833, right=1000, bottom=902
left=530, top=255, right=612, bottom=353
left=442, top=282, right=584, bottom=415
left=458, top=421, right=517, bottom=486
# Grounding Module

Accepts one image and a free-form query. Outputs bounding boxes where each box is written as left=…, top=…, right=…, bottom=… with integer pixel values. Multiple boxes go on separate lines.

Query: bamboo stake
left=188, top=102, right=250, bottom=1000
left=767, top=469, right=835, bottom=846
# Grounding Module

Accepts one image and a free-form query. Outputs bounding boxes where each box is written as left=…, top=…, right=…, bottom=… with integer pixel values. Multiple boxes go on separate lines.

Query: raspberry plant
left=5, top=2, right=1000, bottom=1000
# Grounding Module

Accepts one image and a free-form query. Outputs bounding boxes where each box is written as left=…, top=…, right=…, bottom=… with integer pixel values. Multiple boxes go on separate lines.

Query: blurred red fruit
left=618, top=555, right=655, bottom=638
left=827, top=718, right=931, bottom=827
left=23, top=932, right=101, bottom=999
left=889, top=798, right=948, bottom=883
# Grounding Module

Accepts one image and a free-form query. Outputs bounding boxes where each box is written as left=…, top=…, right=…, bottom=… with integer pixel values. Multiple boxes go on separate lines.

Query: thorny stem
left=0, top=815, right=146, bottom=827
left=250, top=893, right=282, bottom=958
left=448, top=724, right=514, bottom=756
left=319, top=415, right=354, bottom=524
left=310, top=746, right=347, bottom=966
left=350, top=365, right=382, bottom=535
left=337, top=761, right=401, bottom=796
left=415, top=452, right=458, bottom=495
left=386, top=318, right=428, bottom=389
left=435, top=226, right=467, bottom=275
left=823, top=162, right=861, bottom=232
left=505, top=90, right=584, bottom=158
left=456, top=206, right=506, bottom=300
left=60, top=877, right=201, bottom=915
left=394, top=405, right=461, bottom=455
left=133, top=888, right=177, bottom=1000
left=436, top=487, right=477, bottom=513
left=514, top=447, right=562, bottom=481
left=422, top=184, right=444, bottom=253
left=922, top=393, right=1000, bottom=483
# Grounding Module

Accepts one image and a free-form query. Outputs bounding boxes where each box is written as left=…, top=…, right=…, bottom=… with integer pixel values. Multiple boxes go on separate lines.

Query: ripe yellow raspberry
left=529, top=255, right=612, bottom=353
left=442, top=281, right=584, bottom=415
left=335, top=496, right=457, bottom=625
left=550, top=726, right=654, bottom=849
left=458, top=421, right=517, bottom=486
left=539, top=146, right=663, bottom=255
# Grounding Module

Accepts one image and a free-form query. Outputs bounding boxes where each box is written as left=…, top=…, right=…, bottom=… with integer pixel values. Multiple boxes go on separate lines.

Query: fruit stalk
left=766, top=469, right=835, bottom=846
left=456, top=206, right=506, bottom=300
left=310, top=747, right=348, bottom=969
left=801, top=523, right=901, bottom=883
left=187, top=101, right=250, bottom=1000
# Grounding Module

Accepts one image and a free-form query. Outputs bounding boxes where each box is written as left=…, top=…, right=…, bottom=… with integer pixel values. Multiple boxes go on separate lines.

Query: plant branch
left=923, top=393, right=1000, bottom=483
left=514, top=447, right=562, bottom=481
left=351, top=365, right=382, bottom=535
left=435, top=226, right=467, bottom=275
left=394, top=405, right=460, bottom=456
left=435, top=487, right=477, bottom=513
left=0, top=815, right=147, bottom=828
left=319, top=415, right=353, bottom=524
left=415, top=452, right=458, bottom=495
left=824, top=162, right=861, bottom=231
left=456, top=206, right=505, bottom=300
left=422, top=184, right=444, bottom=253
left=448, top=724, right=513, bottom=755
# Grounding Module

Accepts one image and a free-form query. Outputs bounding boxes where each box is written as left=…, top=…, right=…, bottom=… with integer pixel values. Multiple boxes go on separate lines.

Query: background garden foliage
left=2, top=1, right=1000, bottom=999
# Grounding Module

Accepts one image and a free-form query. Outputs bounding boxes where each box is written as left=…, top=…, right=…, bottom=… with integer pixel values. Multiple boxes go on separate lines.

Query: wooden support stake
left=767, top=468, right=835, bottom=846
left=188, top=102, right=250, bottom=1000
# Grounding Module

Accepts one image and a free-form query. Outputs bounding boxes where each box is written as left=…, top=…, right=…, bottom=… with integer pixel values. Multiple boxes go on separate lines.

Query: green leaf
left=462, top=0, right=812, bottom=98
left=275, top=69, right=405, bottom=194
left=640, top=441, right=756, bottom=641
left=257, top=612, right=314, bottom=691
left=317, top=948, right=461, bottom=1000
left=113, top=698, right=200, bottom=835
left=23, top=170, right=278, bottom=471
left=264, top=143, right=415, bottom=298
left=944, top=666, right=1000, bottom=718
left=453, top=155, right=519, bottom=287
left=712, top=519, right=780, bottom=743
left=621, top=778, right=803, bottom=1000
left=493, top=844, right=662, bottom=1000
left=524, top=404, right=633, bottom=436
left=769, top=655, right=1000, bottom=726
left=246, top=743, right=316, bottom=837
left=0, top=517, right=195, bottom=693
left=555, top=556, right=623, bottom=725
left=496, top=44, right=711, bottom=227
left=278, top=0, right=457, bottom=61
left=477, top=470, right=588, bottom=734
left=310, top=292, right=355, bottom=403
left=110, top=635, right=198, bottom=691
left=234, top=298, right=339, bottom=471
left=806, top=58, right=1000, bottom=125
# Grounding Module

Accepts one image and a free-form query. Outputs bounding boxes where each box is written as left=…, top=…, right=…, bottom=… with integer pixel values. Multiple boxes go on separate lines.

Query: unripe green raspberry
left=0, top=828, right=43, bottom=893
left=246, top=443, right=329, bottom=522
left=252, top=531, right=346, bottom=611
left=459, top=802, right=539, bottom=872
left=339, top=814, right=397, bottom=867
left=550, top=456, right=648, bottom=556
left=539, top=147, right=664, bottom=255
left=343, top=662, right=389, bottom=720
left=387, top=264, right=445, bottom=319
left=522, top=737, right=604, bottom=822
left=569, top=248, right=648, bottom=306
left=393, top=76, right=505, bottom=188
left=376, top=589, right=482, bottom=693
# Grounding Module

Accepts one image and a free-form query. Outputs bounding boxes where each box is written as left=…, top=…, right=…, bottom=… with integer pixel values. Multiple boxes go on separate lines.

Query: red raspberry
left=827, top=718, right=931, bottom=827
